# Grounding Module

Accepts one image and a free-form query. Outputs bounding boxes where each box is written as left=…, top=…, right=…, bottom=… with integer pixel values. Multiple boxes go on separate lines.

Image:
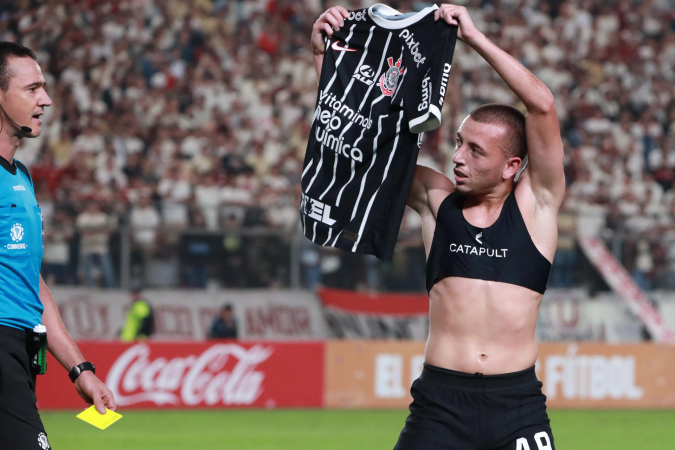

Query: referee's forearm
left=39, top=276, right=86, bottom=372
left=467, top=33, right=554, bottom=114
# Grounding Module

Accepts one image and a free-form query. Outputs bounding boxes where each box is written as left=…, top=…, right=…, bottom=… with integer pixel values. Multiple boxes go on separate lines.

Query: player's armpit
left=522, top=106, right=565, bottom=208
left=408, top=165, right=454, bottom=219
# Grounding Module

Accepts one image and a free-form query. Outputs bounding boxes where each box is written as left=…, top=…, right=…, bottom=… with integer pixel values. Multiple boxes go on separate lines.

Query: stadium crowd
left=2, top=0, right=674, bottom=290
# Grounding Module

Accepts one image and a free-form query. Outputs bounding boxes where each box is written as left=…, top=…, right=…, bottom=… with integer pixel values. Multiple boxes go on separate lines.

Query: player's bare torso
left=421, top=167, right=558, bottom=375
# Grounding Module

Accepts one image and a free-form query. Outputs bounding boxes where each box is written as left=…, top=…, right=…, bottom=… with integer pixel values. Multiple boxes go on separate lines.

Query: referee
left=0, top=42, right=115, bottom=449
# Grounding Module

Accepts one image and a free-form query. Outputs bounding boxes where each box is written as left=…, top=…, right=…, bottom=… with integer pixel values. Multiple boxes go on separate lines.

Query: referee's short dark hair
left=469, top=103, right=527, bottom=160
left=0, top=42, right=37, bottom=92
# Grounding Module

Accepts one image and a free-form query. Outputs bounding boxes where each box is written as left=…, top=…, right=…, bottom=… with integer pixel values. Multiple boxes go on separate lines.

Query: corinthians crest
left=377, top=57, right=405, bottom=96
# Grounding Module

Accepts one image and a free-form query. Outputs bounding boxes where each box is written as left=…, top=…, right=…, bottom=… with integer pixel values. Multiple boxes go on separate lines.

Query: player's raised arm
left=407, top=165, right=454, bottom=256
left=436, top=4, right=565, bottom=207
left=407, top=165, right=454, bottom=218
left=311, top=6, right=350, bottom=80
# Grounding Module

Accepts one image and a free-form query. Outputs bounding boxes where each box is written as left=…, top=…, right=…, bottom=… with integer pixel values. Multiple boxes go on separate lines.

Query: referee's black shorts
left=0, top=325, right=51, bottom=450
left=394, top=363, right=555, bottom=450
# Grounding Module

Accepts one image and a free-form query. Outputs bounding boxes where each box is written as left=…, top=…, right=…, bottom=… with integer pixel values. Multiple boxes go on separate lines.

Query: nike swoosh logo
left=332, top=41, right=356, bottom=52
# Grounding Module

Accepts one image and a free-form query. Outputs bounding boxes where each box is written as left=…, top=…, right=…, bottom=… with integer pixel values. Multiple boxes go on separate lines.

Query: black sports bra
left=426, top=189, right=551, bottom=294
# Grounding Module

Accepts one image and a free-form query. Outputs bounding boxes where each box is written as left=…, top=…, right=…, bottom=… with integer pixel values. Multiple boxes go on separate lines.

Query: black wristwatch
left=69, top=362, right=96, bottom=383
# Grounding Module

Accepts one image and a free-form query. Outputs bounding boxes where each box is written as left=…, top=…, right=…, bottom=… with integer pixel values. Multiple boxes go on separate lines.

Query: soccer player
left=0, top=42, right=115, bottom=450
left=314, top=4, right=564, bottom=450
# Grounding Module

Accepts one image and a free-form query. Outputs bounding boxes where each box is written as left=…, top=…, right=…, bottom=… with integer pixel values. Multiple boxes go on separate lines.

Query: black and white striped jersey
left=300, top=3, right=458, bottom=260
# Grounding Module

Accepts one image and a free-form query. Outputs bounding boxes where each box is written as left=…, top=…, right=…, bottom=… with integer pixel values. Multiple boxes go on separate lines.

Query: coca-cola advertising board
left=36, top=341, right=324, bottom=410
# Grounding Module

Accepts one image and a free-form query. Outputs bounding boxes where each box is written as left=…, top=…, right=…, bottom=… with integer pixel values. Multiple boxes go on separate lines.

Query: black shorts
left=0, top=325, right=51, bottom=450
left=395, top=363, right=555, bottom=450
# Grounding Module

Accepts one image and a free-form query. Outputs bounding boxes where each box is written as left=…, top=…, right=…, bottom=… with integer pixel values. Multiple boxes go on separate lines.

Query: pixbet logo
left=106, top=344, right=273, bottom=406
left=348, top=9, right=367, bottom=21
left=399, top=29, right=426, bottom=68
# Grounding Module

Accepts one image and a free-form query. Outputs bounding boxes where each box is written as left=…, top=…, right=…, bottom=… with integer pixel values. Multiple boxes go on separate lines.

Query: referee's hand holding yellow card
left=76, top=406, right=123, bottom=430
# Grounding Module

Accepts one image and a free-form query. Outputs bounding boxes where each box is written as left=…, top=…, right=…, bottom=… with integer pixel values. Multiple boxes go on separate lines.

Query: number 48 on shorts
left=516, top=431, right=553, bottom=450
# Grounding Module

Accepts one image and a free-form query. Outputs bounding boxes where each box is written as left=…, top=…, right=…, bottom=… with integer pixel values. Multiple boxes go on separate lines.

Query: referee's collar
left=0, top=154, right=16, bottom=175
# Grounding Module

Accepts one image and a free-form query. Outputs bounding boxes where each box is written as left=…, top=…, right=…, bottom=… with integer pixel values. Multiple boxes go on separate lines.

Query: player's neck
left=462, top=185, right=512, bottom=212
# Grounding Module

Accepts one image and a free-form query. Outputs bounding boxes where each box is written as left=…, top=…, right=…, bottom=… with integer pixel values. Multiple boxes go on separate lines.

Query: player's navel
left=478, top=353, right=487, bottom=362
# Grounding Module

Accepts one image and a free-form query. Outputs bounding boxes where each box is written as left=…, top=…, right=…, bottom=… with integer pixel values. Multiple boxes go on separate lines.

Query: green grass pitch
left=41, top=409, right=675, bottom=449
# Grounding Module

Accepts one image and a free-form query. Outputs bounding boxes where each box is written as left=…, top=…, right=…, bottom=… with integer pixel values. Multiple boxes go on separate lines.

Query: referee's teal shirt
left=0, top=156, right=43, bottom=330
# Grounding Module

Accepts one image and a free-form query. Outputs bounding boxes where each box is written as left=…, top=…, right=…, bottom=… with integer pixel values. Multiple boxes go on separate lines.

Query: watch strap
left=69, top=361, right=96, bottom=383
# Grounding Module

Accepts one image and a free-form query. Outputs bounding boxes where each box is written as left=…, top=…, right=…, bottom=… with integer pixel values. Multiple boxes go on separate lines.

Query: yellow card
left=76, top=406, right=123, bottom=430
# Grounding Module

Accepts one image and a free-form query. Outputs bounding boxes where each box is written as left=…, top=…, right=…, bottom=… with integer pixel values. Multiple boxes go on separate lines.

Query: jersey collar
left=368, top=3, right=439, bottom=30
left=0, top=154, right=17, bottom=175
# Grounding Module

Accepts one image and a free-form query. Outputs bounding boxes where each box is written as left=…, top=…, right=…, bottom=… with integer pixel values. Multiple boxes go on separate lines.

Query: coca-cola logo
left=107, top=344, right=273, bottom=407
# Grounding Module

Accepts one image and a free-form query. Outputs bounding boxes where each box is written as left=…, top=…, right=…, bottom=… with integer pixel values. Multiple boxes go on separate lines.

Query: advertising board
left=37, top=341, right=324, bottom=410
left=324, top=341, right=675, bottom=409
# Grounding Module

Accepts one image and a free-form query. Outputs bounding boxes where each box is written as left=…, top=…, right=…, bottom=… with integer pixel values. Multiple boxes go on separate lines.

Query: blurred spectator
left=549, top=207, right=578, bottom=288
left=41, top=209, right=75, bottom=285
left=76, top=203, right=116, bottom=288
left=158, top=163, right=191, bottom=227
left=130, top=195, right=160, bottom=252
left=120, top=288, right=155, bottom=341
left=301, top=243, right=321, bottom=291
left=194, top=171, right=220, bottom=230
left=72, top=125, right=105, bottom=155
left=208, top=304, right=238, bottom=339
left=633, top=239, right=654, bottom=291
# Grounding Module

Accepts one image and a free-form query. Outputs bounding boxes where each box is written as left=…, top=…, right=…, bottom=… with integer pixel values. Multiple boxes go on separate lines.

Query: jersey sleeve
left=405, top=24, right=458, bottom=134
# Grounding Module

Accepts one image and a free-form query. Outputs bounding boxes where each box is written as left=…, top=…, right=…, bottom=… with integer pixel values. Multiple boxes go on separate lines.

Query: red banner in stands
left=36, top=341, right=324, bottom=410
left=318, top=289, right=430, bottom=339
left=317, top=288, right=429, bottom=315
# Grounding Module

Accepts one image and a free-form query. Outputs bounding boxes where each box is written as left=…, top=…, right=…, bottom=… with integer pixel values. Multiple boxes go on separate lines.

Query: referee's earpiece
left=0, top=102, right=32, bottom=133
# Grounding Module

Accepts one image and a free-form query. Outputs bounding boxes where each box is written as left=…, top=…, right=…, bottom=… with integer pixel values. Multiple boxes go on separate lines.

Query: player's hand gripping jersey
left=300, top=3, right=457, bottom=260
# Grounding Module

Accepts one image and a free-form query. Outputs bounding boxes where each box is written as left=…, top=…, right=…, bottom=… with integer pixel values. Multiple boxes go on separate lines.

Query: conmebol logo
left=106, top=343, right=273, bottom=407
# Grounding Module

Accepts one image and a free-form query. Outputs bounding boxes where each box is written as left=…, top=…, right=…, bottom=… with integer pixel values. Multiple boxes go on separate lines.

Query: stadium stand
left=2, top=0, right=674, bottom=290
